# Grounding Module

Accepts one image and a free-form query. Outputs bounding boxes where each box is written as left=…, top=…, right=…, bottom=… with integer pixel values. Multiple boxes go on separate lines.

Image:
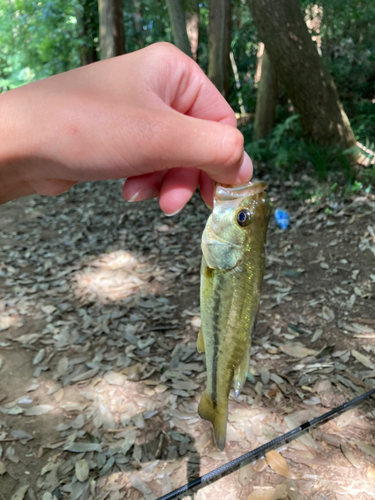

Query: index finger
left=150, top=43, right=237, bottom=127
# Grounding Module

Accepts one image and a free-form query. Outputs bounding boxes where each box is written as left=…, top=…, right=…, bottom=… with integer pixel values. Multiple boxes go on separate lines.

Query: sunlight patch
left=73, top=250, right=155, bottom=304
left=0, top=314, right=20, bottom=332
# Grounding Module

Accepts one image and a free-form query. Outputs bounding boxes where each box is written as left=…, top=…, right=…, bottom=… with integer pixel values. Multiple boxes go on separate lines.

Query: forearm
left=0, top=88, right=36, bottom=204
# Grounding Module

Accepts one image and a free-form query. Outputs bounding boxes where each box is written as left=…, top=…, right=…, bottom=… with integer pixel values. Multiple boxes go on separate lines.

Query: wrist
left=0, top=87, right=37, bottom=204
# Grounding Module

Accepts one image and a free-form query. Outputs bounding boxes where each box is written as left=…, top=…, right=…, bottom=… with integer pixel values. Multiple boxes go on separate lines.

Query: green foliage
left=123, top=0, right=173, bottom=53
left=301, top=0, right=375, bottom=101
left=0, top=0, right=83, bottom=89
left=228, top=0, right=259, bottom=113
left=243, top=114, right=356, bottom=183
left=245, top=114, right=304, bottom=172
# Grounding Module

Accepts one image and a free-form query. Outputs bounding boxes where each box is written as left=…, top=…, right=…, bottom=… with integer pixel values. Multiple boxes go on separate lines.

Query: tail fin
left=198, top=391, right=227, bottom=451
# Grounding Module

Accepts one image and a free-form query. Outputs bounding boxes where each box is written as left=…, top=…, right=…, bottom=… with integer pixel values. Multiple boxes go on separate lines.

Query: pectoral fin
left=198, top=391, right=227, bottom=451
left=233, top=350, right=250, bottom=398
left=197, top=329, right=205, bottom=353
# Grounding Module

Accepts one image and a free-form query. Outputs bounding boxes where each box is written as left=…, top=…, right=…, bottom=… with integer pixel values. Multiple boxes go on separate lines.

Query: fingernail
left=128, top=187, right=158, bottom=202
left=238, top=152, right=253, bottom=182
left=164, top=207, right=183, bottom=217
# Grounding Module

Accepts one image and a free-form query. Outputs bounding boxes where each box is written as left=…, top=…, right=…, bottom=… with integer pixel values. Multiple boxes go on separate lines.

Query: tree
left=98, top=0, right=126, bottom=59
left=207, top=0, right=231, bottom=99
left=186, top=8, right=199, bottom=61
left=0, top=0, right=82, bottom=89
left=253, top=48, right=277, bottom=141
left=247, top=0, right=356, bottom=149
left=166, top=0, right=192, bottom=57
left=78, top=0, right=99, bottom=66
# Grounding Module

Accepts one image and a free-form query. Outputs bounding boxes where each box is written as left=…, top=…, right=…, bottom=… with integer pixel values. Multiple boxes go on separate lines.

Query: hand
left=0, top=42, right=252, bottom=214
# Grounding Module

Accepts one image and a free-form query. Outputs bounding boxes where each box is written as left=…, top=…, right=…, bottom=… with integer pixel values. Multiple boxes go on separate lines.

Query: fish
left=198, top=181, right=270, bottom=450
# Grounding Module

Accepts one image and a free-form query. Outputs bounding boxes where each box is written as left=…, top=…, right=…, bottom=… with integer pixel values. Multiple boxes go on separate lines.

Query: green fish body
left=198, top=181, right=270, bottom=450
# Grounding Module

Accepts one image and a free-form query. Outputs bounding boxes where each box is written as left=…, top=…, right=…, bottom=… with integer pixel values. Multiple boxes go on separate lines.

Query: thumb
left=151, top=112, right=252, bottom=185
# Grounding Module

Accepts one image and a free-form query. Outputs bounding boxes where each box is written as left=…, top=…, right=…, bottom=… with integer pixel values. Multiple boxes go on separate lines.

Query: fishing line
left=156, top=388, right=375, bottom=500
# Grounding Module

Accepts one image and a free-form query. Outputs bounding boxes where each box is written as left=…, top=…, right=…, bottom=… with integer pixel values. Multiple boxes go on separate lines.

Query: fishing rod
left=156, top=387, right=375, bottom=500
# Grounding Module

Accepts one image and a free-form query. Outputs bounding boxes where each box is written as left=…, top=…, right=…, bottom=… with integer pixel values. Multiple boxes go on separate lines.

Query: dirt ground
left=0, top=176, right=374, bottom=500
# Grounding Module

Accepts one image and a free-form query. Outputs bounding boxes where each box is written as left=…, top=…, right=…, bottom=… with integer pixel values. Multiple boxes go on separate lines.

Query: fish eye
left=237, top=209, right=252, bottom=227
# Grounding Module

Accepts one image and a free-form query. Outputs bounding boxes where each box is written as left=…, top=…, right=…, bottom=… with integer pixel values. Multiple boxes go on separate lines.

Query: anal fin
left=198, top=391, right=227, bottom=451
left=197, top=329, right=205, bottom=353
left=233, top=350, right=250, bottom=398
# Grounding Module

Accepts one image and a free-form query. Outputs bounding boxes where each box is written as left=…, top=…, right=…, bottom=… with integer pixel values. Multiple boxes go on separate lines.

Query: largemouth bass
left=198, top=181, right=270, bottom=450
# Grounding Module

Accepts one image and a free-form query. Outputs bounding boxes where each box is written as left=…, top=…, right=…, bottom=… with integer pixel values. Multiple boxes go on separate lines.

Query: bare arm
left=0, top=43, right=252, bottom=214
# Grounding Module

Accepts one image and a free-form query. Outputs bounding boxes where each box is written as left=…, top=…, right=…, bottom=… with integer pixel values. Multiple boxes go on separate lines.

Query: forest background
left=0, top=0, right=374, bottom=197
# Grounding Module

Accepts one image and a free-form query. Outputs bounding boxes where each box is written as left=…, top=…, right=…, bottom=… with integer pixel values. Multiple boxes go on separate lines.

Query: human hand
left=0, top=42, right=252, bottom=213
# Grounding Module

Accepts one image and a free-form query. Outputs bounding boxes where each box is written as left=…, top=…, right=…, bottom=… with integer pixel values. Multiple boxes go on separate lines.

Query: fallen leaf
left=0, top=461, right=6, bottom=475
left=260, top=367, right=270, bottom=385
left=0, top=405, right=24, bottom=415
left=65, top=442, right=102, bottom=453
left=32, top=349, right=45, bottom=365
left=13, top=334, right=41, bottom=344
left=336, top=409, right=355, bottom=428
left=6, top=446, right=20, bottom=463
left=172, top=380, right=199, bottom=391
left=265, top=449, right=299, bottom=479
left=322, top=306, right=335, bottom=322
left=248, top=489, right=276, bottom=500
left=24, top=405, right=54, bottom=416
left=355, top=441, right=375, bottom=458
left=341, top=445, right=361, bottom=468
left=352, top=349, right=374, bottom=369
left=279, top=344, right=317, bottom=358
left=41, top=305, right=57, bottom=315
left=11, top=430, right=33, bottom=442
left=248, top=484, right=287, bottom=500
left=70, top=368, right=99, bottom=383
left=129, top=475, right=156, bottom=500
left=10, top=485, right=29, bottom=500
left=283, top=269, right=305, bottom=277
left=99, top=456, right=115, bottom=477
left=311, top=329, right=323, bottom=343
left=75, top=458, right=89, bottom=482
left=122, top=363, right=142, bottom=381
left=238, top=463, right=254, bottom=486
left=104, top=371, right=127, bottom=386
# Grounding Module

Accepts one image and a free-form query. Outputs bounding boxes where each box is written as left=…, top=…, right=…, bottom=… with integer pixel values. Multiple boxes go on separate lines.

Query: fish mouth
left=215, top=181, right=268, bottom=201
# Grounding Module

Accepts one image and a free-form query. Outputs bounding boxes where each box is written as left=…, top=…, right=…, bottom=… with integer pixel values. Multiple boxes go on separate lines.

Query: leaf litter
left=0, top=180, right=374, bottom=499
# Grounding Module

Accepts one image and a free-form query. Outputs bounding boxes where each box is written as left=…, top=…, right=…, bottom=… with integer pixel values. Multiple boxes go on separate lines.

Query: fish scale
left=198, top=181, right=270, bottom=450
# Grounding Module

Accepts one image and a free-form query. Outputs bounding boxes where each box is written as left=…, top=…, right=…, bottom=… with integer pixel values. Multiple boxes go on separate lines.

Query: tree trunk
left=247, top=0, right=356, bottom=148
left=253, top=42, right=264, bottom=86
left=186, top=9, right=199, bottom=61
left=208, top=0, right=231, bottom=99
left=253, top=49, right=277, bottom=141
left=133, top=0, right=144, bottom=49
left=166, top=0, right=192, bottom=57
left=98, top=0, right=125, bottom=59
left=79, top=0, right=99, bottom=66
left=230, top=51, right=246, bottom=115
